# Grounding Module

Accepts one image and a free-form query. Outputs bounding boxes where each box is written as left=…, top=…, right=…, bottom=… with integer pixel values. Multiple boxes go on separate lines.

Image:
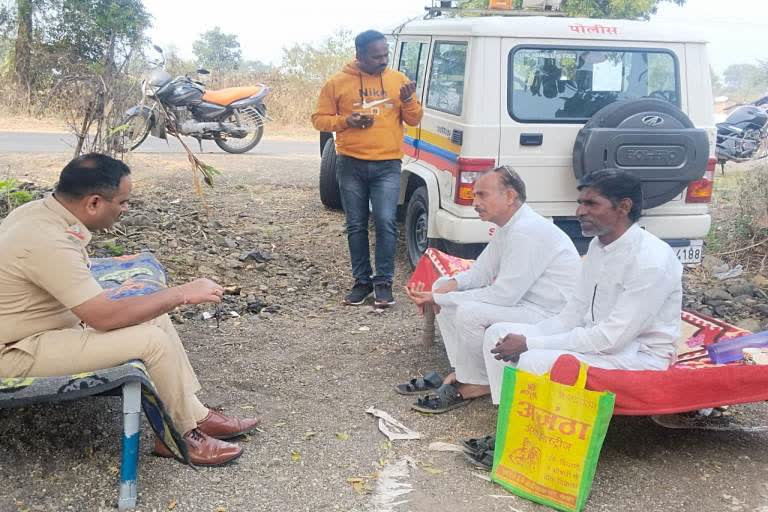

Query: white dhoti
left=433, top=278, right=547, bottom=386
left=481, top=322, right=670, bottom=405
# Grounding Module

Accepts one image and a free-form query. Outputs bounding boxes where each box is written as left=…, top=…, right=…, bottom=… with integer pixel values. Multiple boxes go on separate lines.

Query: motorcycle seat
left=203, top=86, right=265, bottom=106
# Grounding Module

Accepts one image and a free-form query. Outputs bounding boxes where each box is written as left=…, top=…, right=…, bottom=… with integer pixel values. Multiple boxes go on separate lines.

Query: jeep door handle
left=520, top=133, right=543, bottom=146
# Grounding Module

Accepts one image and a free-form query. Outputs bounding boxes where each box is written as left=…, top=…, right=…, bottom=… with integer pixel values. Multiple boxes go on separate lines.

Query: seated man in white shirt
left=484, top=168, right=683, bottom=406
left=402, top=166, right=581, bottom=413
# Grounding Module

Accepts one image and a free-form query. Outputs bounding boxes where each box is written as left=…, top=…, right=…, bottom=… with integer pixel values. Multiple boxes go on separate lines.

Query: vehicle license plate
left=675, top=240, right=704, bottom=265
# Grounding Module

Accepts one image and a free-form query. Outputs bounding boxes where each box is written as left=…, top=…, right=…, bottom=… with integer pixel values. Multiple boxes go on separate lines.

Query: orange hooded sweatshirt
left=311, top=61, right=423, bottom=161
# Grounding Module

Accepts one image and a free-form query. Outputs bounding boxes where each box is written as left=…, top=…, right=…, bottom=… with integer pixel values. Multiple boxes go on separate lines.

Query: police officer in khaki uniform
left=0, top=153, right=260, bottom=466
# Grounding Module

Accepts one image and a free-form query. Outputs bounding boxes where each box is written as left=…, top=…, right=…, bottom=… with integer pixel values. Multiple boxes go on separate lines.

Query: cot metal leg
left=118, top=381, right=141, bottom=511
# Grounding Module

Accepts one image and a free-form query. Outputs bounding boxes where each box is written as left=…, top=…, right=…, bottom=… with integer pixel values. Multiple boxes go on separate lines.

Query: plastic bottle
left=707, top=330, right=768, bottom=364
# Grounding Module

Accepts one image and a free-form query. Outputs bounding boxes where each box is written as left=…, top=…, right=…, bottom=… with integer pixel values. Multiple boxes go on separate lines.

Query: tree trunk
left=13, top=0, right=33, bottom=96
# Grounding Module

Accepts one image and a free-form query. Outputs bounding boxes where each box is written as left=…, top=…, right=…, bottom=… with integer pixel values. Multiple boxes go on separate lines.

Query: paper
left=365, top=407, right=421, bottom=441
left=428, top=441, right=466, bottom=453
left=591, top=60, right=623, bottom=92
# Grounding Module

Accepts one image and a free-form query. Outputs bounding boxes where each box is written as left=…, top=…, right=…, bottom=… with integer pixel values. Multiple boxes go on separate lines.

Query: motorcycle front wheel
left=116, top=112, right=152, bottom=152
left=214, top=107, right=265, bottom=154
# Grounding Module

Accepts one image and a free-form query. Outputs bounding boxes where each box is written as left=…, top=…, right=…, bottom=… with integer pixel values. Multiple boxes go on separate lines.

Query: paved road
left=0, top=130, right=317, bottom=156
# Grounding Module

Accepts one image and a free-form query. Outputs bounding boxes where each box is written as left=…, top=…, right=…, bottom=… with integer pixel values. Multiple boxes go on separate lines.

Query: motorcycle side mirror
left=197, top=69, right=210, bottom=75
left=153, top=44, right=164, bottom=54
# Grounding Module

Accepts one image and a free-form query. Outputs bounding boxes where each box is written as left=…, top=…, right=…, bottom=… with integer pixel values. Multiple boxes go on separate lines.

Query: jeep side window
left=509, top=47, right=679, bottom=122
left=426, top=41, right=467, bottom=116
left=397, top=41, right=429, bottom=100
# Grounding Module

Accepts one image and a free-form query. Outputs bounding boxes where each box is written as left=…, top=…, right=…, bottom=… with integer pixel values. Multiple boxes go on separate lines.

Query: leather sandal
left=411, top=383, right=470, bottom=414
left=395, top=371, right=444, bottom=395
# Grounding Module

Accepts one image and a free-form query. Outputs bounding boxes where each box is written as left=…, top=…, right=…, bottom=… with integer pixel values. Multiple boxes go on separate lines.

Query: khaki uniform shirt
left=0, top=196, right=103, bottom=355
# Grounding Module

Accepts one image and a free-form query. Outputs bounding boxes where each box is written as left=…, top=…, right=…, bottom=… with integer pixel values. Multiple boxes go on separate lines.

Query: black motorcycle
left=118, top=46, right=269, bottom=154
left=716, top=95, right=768, bottom=169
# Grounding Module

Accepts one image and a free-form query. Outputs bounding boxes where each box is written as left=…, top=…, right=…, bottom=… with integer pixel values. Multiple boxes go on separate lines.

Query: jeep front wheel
left=405, top=186, right=429, bottom=269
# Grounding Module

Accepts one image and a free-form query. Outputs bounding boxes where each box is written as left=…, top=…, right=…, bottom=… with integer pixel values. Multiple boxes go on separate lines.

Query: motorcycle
left=118, top=46, right=269, bottom=154
left=715, top=95, right=768, bottom=170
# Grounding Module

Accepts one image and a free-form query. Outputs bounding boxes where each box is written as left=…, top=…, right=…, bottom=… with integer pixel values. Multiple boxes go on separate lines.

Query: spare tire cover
left=573, top=99, right=709, bottom=209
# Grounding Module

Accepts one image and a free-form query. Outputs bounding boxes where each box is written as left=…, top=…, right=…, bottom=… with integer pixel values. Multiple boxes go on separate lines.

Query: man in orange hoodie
left=312, top=30, right=423, bottom=307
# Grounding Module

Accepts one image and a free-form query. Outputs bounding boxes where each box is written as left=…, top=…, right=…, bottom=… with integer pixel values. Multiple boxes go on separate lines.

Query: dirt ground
left=2, top=147, right=768, bottom=512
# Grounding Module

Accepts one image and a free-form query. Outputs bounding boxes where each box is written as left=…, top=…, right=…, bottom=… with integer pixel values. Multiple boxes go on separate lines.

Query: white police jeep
left=319, top=13, right=715, bottom=268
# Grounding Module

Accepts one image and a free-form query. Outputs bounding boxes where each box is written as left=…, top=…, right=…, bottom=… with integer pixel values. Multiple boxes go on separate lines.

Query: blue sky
left=143, top=0, right=767, bottom=75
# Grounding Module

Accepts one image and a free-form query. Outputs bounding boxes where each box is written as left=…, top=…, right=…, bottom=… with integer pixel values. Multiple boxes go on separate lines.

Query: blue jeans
left=336, top=155, right=401, bottom=285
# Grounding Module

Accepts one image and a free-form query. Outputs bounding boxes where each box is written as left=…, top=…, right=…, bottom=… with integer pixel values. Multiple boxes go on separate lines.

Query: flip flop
left=461, top=435, right=495, bottom=454
left=411, top=383, right=470, bottom=414
left=463, top=446, right=494, bottom=471
left=395, top=371, right=444, bottom=395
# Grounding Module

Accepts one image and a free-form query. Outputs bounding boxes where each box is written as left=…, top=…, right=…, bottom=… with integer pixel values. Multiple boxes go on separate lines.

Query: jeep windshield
left=508, top=47, right=679, bottom=122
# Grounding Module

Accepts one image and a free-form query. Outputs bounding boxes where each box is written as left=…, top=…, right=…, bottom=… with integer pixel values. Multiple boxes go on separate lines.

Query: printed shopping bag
left=491, top=364, right=615, bottom=512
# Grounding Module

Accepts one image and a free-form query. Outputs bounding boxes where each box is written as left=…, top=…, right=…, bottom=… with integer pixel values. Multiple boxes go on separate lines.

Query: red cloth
left=410, top=249, right=766, bottom=416
left=551, top=355, right=768, bottom=415
left=408, top=248, right=472, bottom=290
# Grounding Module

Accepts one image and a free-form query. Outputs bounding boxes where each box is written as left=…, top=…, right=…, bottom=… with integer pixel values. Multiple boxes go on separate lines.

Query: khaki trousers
left=0, top=315, right=208, bottom=433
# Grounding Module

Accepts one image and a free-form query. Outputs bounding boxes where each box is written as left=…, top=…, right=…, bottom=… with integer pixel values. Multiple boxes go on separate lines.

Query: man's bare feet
left=456, top=383, right=491, bottom=399
left=443, top=372, right=457, bottom=385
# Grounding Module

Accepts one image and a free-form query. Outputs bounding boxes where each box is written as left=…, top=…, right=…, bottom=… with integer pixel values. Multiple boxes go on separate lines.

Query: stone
left=755, top=304, right=768, bottom=315
left=122, top=214, right=152, bottom=227
left=198, top=265, right=215, bottom=275
left=727, top=283, right=756, bottom=298
left=698, top=306, right=714, bottom=316
left=753, top=274, right=768, bottom=289
left=702, top=255, right=726, bottom=272
left=224, top=238, right=238, bottom=249
left=704, top=288, right=733, bottom=302
left=715, top=305, right=732, bottom=317
left=239, top=250, right=272, bottom=263
left=736, top=318, right=763, bottom=333
left=734, top=295, right=756, bottom=305
left=246, top=299, right=265, bottom=314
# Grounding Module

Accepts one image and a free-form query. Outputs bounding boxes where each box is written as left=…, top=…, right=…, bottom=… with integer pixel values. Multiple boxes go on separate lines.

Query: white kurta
left=483, top=223, right=683, bottom=404
left=432, top=204, right=581, bottom=385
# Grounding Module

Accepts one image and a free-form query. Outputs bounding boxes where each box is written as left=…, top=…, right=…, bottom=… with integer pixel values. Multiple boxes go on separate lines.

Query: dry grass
left=0, top=69, right=321, bottom=138
left=708, top=161, right=768, bottom=272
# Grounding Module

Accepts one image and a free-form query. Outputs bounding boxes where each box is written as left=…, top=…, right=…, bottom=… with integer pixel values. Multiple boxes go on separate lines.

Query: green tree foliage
left=46, top=0, right=149, bottom=67
left=13, top=0, right=32, bottom=88
left=280, top=29, right=354, bottom=86
left=460, top=0, right=685, bottom=18
left=1, top=0, right=149, bottom=96
left=722, top=62, right=767, bottom=101
left=192, top=27, right=242, bottom=71
left=711, top=67, right=723, bottom=96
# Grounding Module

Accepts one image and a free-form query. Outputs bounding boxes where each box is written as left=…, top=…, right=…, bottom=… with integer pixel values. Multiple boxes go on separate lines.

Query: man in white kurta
left=485, top=169, right=682, bottom=405
left=405, top=166, right=580, bottom=402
